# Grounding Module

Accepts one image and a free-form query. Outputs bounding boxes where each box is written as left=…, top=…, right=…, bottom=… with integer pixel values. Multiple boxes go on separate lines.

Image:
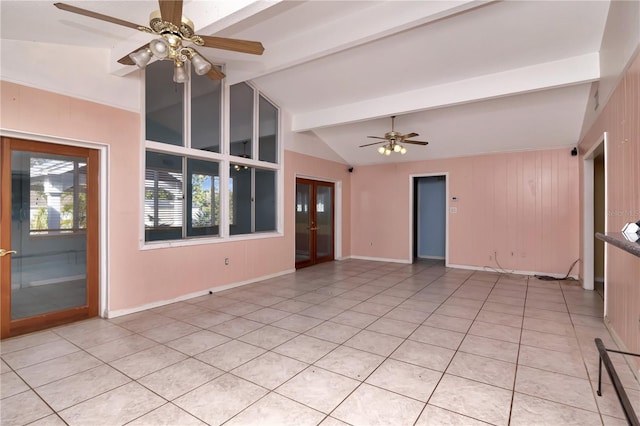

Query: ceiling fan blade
left=359, top=141, right=386, bottom=147
left=198, top=35, right=265, bottom=55
left=404, top=140, right=429, bottom=146
left=366, top=136, right=387, bottom=140
left=117, top=43, right=149, bottom=65
left=206, top=65, right=226, bottom=80
left=54, top=3, right=143, bottom=30
left=402, top=132, right=419, bottom=139
left=158, top=0, right=183, bottom=27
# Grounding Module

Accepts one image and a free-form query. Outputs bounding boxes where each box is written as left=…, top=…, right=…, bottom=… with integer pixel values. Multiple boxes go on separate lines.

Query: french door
left=295, top=178, right=334, bottom=268
left=1, top=137, right=99, bottom=338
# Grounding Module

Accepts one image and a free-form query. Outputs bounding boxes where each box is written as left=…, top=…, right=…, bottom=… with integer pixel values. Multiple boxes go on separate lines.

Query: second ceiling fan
left=360, top=116, right=429, bottom=155
left=54, top=0, right=265, bottom=82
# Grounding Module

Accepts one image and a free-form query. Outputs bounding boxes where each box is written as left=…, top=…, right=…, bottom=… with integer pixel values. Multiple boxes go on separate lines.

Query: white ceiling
left=0, top=0, right=624, bottom=165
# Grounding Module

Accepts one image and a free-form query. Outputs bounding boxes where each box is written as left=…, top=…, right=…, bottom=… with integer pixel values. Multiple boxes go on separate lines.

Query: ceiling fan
left=360, top=116, right=428, bottom=155
left=53, top=0, right=265, bottom=82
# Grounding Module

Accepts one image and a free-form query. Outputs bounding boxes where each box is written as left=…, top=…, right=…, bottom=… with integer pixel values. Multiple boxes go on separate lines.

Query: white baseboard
left=446, top=263, right=579, bottom=280
left=106, top=268, right=295, bottom=319
left=418, top=255, right=445, bottom=260
left=348, top=255, right=412, bottom=264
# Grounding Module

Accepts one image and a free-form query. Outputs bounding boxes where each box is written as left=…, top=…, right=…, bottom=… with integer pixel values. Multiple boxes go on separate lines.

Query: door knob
left=0, top=249, right=17, bottom=257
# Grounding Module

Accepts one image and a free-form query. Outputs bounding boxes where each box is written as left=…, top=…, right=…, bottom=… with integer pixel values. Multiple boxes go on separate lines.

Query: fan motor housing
left=149, top=10, right=195, bottom=38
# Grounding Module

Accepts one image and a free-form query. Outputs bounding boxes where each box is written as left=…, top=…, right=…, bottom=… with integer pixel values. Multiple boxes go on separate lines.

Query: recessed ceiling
left=0, top=0, right=619, bottom=165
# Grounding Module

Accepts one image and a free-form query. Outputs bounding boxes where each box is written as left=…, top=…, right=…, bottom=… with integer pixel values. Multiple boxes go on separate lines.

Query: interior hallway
left=1, top=260, right=639, bottom=425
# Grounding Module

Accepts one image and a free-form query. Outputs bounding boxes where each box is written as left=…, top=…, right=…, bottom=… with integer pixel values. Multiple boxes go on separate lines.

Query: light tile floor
left=1, top=260, right=639, bottom=425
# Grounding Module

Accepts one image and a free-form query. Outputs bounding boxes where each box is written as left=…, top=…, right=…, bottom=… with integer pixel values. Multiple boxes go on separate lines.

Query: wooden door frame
left=295, top=177, right=337, bottom=269
left=1, top=136, right=101, bottom=338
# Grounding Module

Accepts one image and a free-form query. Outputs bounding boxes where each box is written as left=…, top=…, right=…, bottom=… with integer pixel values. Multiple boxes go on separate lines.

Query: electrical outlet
left=224, top=258, right=229, bottom=265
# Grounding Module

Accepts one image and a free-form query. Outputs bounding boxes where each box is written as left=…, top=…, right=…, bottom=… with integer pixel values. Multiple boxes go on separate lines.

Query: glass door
left=1, top=138, right=99, bottom=338
left=295, top=180, right=312, bottom=266
left=295, top=178, right=334, bottom=269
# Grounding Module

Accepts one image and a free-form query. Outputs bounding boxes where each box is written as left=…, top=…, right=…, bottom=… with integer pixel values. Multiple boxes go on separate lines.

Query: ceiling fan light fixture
left=53, top=1, right=264, bottom=84
left=360, top=116, right=428, bottom=156
left=173, top=61, right=189, bottom=83
left=130, top=48, right=153, bottom=68
left=190, top=52, right=213, bottom=76
left=149, top=38, right=170, bottom=59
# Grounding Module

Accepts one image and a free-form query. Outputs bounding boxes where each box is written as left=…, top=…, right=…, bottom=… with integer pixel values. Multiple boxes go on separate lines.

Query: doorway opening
left=412, top=174, right=448, bottom=263
left=583, top=133, right=607, bottom=300
left=593, top=152, right=605, bottom=297
left=295, top=178, right=335, bottom=269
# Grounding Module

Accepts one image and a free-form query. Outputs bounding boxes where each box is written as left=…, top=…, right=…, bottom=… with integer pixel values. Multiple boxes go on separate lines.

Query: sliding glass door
left=1, top=138, right=99, bottom=338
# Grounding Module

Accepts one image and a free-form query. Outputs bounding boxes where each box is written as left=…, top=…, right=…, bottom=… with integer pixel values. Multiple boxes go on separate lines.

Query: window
left=144, top=152, right=222, bottom=241
left=144, top=152, right=183, bottom=241
left=255, top=168, right=276, bottom=232
left=228, top=166, right=276, bottom=235
left=192, top=71, right=222, bottom=153
left=143, top=62, right=279, bottom=244
left=27, top=154, right=87, bottom=236
left=259, top=95, right=278, bottom=163
left=146, top=61, right=183, bottom=146
left=187, top=158, right=220, bottom=237
left=230, top=82, right=254, bottom=159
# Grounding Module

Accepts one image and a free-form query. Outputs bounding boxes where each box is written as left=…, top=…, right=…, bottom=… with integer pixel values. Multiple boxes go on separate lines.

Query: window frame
left=140, top=63, right=283, bottom=249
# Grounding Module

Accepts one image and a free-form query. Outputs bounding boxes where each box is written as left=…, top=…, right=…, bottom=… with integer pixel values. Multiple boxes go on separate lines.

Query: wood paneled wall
left=350, top=147, right=580, bottom=277
left=580, top=52, right=640, bottom=365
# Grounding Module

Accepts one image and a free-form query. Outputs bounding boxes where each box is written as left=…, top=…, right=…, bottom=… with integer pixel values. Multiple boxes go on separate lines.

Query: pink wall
left=579, top=52, right=640, bottom=359
left=1, top=82, right=349, bottom=315
left=0, top=80, right=591, bottom=321
left=350, top=149, right=580, bottom=276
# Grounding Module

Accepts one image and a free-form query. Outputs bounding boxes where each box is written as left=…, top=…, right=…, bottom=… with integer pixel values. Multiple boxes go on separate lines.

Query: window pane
left=255, top=169, right=276, bottom=232
left=230, top=82, right=253, bottom=159
left=229, top=164, right=252, bottom=235
left=259, top=96, right=278, bottom=163
left=145, top=151, right=183, bottom=241
left=316, top=184, right=333, bottom=258
left=191, top=72, right=222, bottom=152
left=187, top=158, right=219, bottom=237
left=60, top=162, right=87, bottom=230
left=26, top=154, right=87, bottom=235
left=146, top=61, right=184, bottom=146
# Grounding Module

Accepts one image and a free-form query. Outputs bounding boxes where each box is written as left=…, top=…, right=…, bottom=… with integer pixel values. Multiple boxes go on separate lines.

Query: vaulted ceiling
left=1, top=0, right=633, bottom=165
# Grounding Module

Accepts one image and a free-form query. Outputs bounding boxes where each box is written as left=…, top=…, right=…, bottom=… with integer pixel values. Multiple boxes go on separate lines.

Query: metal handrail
left=595, top=338, right=640, bottom=426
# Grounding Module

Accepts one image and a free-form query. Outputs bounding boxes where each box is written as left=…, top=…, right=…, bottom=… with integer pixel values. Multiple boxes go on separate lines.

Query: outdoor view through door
left=1, top=138, right=99, bottom=338
left=295, top=178, right=334, bottom=268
